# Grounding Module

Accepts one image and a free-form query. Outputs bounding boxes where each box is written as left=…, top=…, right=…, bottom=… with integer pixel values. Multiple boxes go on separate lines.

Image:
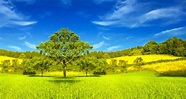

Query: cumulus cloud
left=8, top=45, right=22, bottom=51
left=25, top=41, right=36, bottom=49
left=154, top=27, right=186, bottom=36
left=92, top=0, right=186, bottom=28
left=0, top=0, right=37, bottom=27
left=93, top=41, right=104, bottom=49
left=107, top=45, right=120, bottom=51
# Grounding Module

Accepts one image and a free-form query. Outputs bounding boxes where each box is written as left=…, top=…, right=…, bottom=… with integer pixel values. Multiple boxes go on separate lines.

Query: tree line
left=1, top=28, right=186, bottom=77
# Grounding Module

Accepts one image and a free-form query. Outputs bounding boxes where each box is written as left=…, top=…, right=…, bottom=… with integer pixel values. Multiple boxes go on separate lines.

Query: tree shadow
left=75, top=75, right=101, bottom=77
left=28, top=75, right=55, bottom=77
left=48, top=79, right=81, bottom=84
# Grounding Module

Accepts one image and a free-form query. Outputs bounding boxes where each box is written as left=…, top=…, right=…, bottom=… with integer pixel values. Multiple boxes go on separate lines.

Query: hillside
left=0, top=56, right=22, bottom=64
left=107, top=54, right=180, bottom=65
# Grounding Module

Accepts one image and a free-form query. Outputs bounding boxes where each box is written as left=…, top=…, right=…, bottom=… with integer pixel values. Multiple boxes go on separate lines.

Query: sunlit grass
left=0, top=71, right=186, bottom=99
left=107, top=54, right=180, bottom=64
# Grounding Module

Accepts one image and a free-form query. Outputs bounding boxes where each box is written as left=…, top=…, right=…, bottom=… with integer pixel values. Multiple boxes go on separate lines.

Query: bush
left=93, top=70, right=106, bottom=76
left=23, top=70, right=36, bottom=75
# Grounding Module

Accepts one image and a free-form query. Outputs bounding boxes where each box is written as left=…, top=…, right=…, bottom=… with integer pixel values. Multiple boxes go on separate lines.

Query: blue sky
left=0, top=0, right=186, bottom=52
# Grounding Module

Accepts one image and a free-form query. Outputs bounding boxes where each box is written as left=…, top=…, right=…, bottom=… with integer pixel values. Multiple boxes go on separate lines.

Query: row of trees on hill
left=143, top=37, right=186, bottom=56
left=0, top=49, right=41, bottom=59
left=1, top=37, right=186, bottom=60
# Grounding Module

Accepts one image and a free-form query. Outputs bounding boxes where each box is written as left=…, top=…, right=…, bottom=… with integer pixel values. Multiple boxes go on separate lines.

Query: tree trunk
left=62, top=60, right=67, bottom=77
left=86, top=70, right=88, bottom=77
left=41, top=70, right=44, bottom=77
left=63, top=66, right=67, bottom=77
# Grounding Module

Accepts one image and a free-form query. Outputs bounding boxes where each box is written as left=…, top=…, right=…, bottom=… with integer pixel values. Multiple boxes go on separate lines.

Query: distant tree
left=11, top=59, right=19, bottom=72
left=37, top=28, right=92, bottom=77
left=143, top=40, right=158, bottom=54
left=19, top=53, right=26, bottom=59
left=94, top=59, right=107, bottom=75
left=31, top=56, right=52, bottom=76
left=103, top=53, right=110, bottom=59
left=21, top=59, right=36, bottom=75
left=2, top=60, right=11, bottom=72
left=133, top=57, right=143, bottom=65
left=78, top=56, right=97, bottom=76
left=118, top=60, right=128, bottom=67
left=110, top=59, right=117, bottom=66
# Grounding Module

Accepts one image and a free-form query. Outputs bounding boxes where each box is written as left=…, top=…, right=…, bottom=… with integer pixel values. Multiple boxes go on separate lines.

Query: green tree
left=22, top=59, right=35, bottom=75
left=110, top=59, right=117, bottom=66
left=2, top=60, right=11, bottom=72
left=19, top=53, right=26, bottom=59
left=37, top=28, right=92, bottom=77
left=133, top=57, right=143, bottom=65
left=31, top=56, right=52, bottom=76
left=118, top=60, right=128, bottom=67
left=143, top=40, right=158, bottom=54
left=11, top=59, right=19, bottom=72
left=78, top=56, right=97, bottom=76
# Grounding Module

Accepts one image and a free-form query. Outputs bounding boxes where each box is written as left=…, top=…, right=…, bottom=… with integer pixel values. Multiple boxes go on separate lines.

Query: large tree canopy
left=37, top=28, right=92, bottom=77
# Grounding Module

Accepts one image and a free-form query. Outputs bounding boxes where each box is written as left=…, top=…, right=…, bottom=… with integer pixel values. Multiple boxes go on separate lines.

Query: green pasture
left=0, top=71, right=186, bottom=99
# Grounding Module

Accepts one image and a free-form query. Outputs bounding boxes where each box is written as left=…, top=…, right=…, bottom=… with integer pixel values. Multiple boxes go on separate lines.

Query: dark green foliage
left=159, top=69, right=186, bottom=77
left=37, top=28, right=92, bottom=77
left=133, top=57, right=143, bottom=65
left=118, top=60, right=128, bottom=66
left=1, top=60, right=11, bottom=72
left=0, top=49, right=41, bottom=59
left=78, top=56, right=97, bottom=76
left=93, top=70, right=106, bottom=76
left=110, top=59, right=117, bottom=66
left=143, top=37, right=186, bottom=57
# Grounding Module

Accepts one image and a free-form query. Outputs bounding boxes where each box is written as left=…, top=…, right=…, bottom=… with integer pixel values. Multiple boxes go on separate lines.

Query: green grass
left=0, top=71, right=186, bottom=99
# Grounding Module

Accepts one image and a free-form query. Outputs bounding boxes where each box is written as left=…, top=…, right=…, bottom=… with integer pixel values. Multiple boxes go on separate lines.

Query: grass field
left=0, top=71, right=186, bottom=99
left=107, top=55, right=180, bottom=64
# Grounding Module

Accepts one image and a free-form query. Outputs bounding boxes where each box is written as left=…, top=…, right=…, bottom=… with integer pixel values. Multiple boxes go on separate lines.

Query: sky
left=0, top=0, right=186, bottom=52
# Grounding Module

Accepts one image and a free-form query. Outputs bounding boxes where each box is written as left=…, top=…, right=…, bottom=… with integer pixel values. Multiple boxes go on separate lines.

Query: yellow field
left=107, top=55, right=180, bottom=65
left=0, top=56, right=22, bottom=65
left=142, top=60, right=186, bottom=73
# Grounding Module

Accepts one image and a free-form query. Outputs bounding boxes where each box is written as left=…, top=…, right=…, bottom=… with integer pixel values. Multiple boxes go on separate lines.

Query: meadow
left=0, top=71, right=186, bottom=99
left=107, top=55, right=180, bottom=64
left=0, top=56, right=22, bottom=64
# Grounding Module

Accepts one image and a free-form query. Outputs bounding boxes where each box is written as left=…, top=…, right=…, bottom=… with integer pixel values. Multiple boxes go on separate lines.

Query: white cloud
left=11, top=0, right=35, bottom=4
left=92, top=21, right=116, bottom=26
left=93, top=41, right=104, bottom=49
left=25, top=41, right=36, bottom=49
left=0, top=0, right=37, bottom=27
left=126, top=36, right=133, bottom=40
left=92, top=0, right=186, bottom=28
left=103, top=36, right=110, bottom=40
left=93, top=0, right=115, bottom=4
left=19, top=36, right=26, bottom=40
left=139, top=7, right=183, bottom=25
left=107, top=45, right=120, bottom=51
left=8, top=45, right=22, bottom=51
left=154, top=27, right=185, bottom=36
